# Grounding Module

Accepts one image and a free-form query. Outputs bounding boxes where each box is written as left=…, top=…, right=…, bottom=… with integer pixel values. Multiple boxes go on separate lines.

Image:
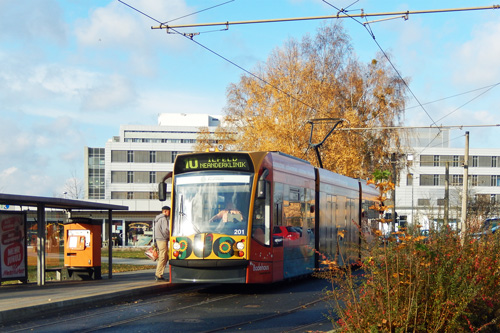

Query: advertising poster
left=0, top=212, right=27, bottom=281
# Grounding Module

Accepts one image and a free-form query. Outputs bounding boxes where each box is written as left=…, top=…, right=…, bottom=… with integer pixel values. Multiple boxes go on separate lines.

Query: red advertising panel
left=1, top=212, right=27, bottom=281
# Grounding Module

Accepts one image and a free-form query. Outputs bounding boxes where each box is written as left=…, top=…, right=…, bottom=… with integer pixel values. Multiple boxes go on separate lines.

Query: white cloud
left=0, top=49, right=140, bottom=120
left=80, top=74, right=137, bottom=111
left=454, top=20, right=500, bottom=85
left=74, top=0, right=193, bottom=76
left=138, top=89, right=225, bottom=116
left=0, top=0, right=67, bottom=44
left=0, top=52, right=99, bottom=108
left=0, top=115, right=86, bottom=196
left=0, top=167, right=56, bottom=197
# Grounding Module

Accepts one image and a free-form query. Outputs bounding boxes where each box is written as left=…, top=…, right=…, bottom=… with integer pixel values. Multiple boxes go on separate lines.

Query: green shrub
left=324, top=227, right=500, bottom=332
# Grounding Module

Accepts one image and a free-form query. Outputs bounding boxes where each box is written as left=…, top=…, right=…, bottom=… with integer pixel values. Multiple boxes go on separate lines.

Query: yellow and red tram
left=159, top=151, right=378, bottom=284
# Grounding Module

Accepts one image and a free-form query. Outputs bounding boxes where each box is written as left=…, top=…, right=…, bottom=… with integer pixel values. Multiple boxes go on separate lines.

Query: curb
left=0, top=282, right=173, bottom=326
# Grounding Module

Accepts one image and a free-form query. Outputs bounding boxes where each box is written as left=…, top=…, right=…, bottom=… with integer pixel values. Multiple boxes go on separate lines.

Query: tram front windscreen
left=172, top=171, right=253, bottom=237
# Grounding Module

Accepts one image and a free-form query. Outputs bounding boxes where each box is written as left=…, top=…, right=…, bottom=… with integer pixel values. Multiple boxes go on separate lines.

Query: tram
left=158, top=151, right=379, bottom=284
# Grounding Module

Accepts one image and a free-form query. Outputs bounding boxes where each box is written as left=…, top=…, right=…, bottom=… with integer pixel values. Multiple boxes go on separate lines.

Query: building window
left=433, top=174, right=440, bottom=186
left=149, top=192, right=156, bottom=200
left=471, top=175, right=478, bottom=186
left=493, top=156, right=497, bottom=168
left=491, top=175, right=500, bottom=186
left=111, top=150, right=127, bottom=163
left=433, top=155, right=440, bottom=167
left=127, top=191, right=133, bottom=199
left=111, top=192, right=126, bottom=199
left=127, top=150, right=134, bottom=163
left=149, top=171, right=156, bottom=184
left=172, top=151, right=180, bottom=161
left=419, top=175, right=433, bottom=186
left=452, top=175, right=463, bottom=186
left=453, top=155, right=459, bottom=167
left=407, top=174, right=413, bottom=186
left=437, top=199, right=445, bottom=206
left=418, top=199, right=430, bottom=206
left=492, top=194, right=496, bottom=203
left=87, top=148, right=106, bottom=199
left=111, top=171, right=126, bottom=183
left=127, top=171, right=134, bottom=183
left=420, top=155, right=433, bottom=167
left=150, top=151, right=156, bottom=163
left=472, top=156, right=478, bottom=167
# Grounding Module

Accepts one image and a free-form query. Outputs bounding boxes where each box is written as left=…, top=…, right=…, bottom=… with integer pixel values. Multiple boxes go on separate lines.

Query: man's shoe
left=155, top=276, right=166, bottom=282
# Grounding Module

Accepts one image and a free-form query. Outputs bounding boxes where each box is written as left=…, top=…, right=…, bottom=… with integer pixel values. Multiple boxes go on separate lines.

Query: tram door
left=318, top=193, right=336, bottom=261
left=336, top=196, right=347, bottom=266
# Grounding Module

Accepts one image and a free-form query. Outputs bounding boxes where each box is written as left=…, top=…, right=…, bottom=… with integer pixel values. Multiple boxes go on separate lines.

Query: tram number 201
left=233, top=229, right=245, bottom=235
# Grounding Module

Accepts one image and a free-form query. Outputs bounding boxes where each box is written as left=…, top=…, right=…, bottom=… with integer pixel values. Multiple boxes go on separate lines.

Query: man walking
left=154, top=206, right=170, bottom=281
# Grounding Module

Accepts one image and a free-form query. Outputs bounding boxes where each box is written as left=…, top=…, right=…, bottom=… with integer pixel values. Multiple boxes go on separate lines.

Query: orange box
left=64, top=223, right=101, bottom=267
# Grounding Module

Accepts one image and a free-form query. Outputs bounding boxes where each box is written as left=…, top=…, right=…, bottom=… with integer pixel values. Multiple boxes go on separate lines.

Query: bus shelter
left=0, top=194, right=128, bottom=286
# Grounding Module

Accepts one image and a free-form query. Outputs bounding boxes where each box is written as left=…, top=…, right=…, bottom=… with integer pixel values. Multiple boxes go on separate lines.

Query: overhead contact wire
left=120, top=1, right=319, bottom=117
left=322, top=0, right=438, bottom=127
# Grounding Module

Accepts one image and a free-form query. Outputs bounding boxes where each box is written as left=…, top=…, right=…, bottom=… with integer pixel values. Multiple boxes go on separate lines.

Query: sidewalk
left=0, top=268, right=173, bottom=326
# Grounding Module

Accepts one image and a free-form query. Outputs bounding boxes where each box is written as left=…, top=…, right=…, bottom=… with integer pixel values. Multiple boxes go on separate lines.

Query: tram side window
left=272, top=183, right=313, bottom=238
left=282, top=186, right=304, bottom=236
left=305, top=188, right=315, bottom=234
left=363, top=199, right=380, bottom=235
left=336, top=196, right=347, bottom=230
left=273, top=182, right=284, bottom=226
left=252, top=180, right=271, bottom=246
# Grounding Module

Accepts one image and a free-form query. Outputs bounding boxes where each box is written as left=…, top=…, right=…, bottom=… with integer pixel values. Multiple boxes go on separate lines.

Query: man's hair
left=162, top=206, right=170, bottom=211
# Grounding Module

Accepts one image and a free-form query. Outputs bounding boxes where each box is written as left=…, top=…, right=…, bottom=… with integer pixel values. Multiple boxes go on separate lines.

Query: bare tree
left=63, top=171, right=83, bottom=199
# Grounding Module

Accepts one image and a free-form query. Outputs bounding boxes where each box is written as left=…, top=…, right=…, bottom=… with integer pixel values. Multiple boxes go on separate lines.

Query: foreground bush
left=324, top=227, right=500, bottom=332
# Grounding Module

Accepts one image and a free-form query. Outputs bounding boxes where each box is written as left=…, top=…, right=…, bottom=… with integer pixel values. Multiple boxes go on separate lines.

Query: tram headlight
left=173, top=242, right=181, bottom=251
left=194, top=239, right=204, bottom=252
left=236, top=241, right=245, bottom=251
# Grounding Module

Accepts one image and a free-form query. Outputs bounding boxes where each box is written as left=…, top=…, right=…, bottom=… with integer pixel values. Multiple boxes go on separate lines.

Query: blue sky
left=0, top=0, right=499, bottom=197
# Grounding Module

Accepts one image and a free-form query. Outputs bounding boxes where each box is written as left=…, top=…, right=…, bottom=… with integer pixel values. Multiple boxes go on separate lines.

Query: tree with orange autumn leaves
left=368, top=169, right=394, bottom=226
left=197, top=22, right=408, bottom=179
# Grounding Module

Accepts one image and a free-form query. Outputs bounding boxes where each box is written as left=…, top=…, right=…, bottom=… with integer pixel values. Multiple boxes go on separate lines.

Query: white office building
left=395, top=129, right=500, bottom=231
left=82, top=113, right=223, bottom=245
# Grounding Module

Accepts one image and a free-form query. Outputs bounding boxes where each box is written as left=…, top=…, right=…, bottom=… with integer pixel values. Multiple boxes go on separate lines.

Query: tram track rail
left=1, top=284, right=212, bottom=333
left=200, top=296, right=330, bottom=333
left=2, top=279, right=334, bottom=333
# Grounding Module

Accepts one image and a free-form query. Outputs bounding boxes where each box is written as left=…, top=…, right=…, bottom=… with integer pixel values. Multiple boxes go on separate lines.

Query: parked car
left=483, top=217, right=500, bottom=230
left=472, top=217, right=500, bottom=239
left=273, top=226, right=300, bottom=240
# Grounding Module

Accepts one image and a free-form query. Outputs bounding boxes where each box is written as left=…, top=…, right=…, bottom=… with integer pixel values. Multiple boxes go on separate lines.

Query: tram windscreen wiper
left=179, top=194, right=201, bottom=234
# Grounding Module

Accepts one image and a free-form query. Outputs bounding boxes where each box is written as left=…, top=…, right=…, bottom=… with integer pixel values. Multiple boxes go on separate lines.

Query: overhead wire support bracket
left=151, top=5, right=500, bottom=30
left=363, top=13, right=408, bottom=25
left=308, top=118, right=346, bottom=169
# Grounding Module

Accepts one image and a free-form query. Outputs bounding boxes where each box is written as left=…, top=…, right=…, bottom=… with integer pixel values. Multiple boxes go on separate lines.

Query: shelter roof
left=0, top=193, right=128, bottom=211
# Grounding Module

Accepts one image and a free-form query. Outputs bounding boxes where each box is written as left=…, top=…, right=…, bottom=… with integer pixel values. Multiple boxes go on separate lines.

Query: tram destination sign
left=175, top=153, right=254, bottom=174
